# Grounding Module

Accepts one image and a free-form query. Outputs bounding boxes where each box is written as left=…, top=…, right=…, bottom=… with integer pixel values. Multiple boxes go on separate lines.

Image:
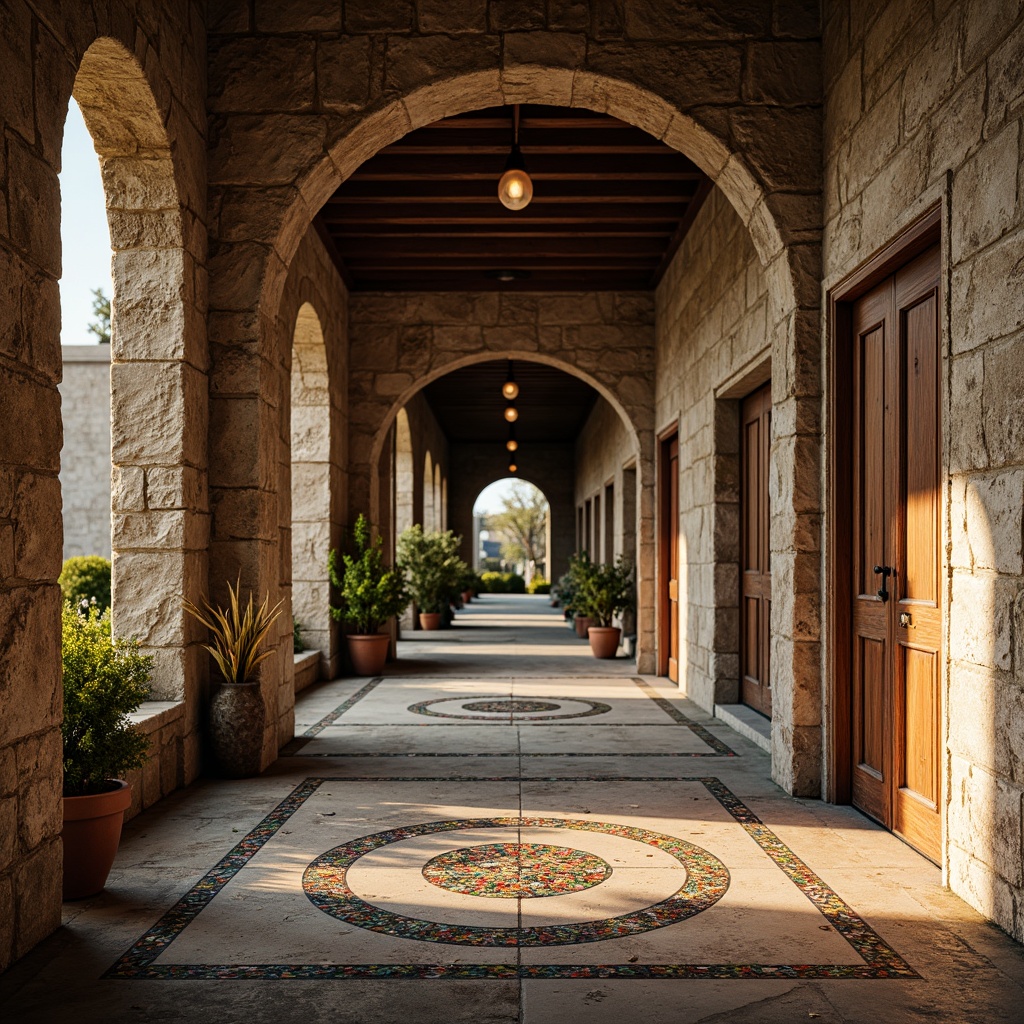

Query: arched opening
left=422, top=452, right=434, bottom=532
left=393, top=408, right=414, bottom=545
left=290, top=302, right=331, bottom=686
left=473, top=478, right=550, bottom=584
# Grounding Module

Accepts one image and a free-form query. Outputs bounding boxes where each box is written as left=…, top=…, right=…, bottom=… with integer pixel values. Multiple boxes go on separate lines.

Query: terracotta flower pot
left=461, top=590, right=473, bottom=603
left=574, top=615, right=591, bottom=639
left=209, top=680, right=265, bottom=778
left=348, top=633, right=389, bottom=675
left=588, top=626, right=621, bottom=659
left=419, top=612, right=442, bottom=630
left=61, top=780, right=132, bottom=900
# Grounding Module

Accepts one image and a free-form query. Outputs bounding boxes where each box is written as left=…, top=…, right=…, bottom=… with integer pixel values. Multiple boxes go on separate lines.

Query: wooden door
left=740, top=383, right=772, bottom=717
left=659, top=433, right=679, bottom=681
left=850, top=244, right=941, bottom=862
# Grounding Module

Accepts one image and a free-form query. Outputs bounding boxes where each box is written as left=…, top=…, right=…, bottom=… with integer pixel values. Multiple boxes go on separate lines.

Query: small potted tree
left=565, top=552, right=596, bottom=638
left=61, top=603, right=151, bottom=899
left=397, top=526, right=467, bottom=630
left=579, top=557, right=635, bottom=659
left=328, top=514, right=408, bottom=675
left=183, top=579, right=282, bottom=778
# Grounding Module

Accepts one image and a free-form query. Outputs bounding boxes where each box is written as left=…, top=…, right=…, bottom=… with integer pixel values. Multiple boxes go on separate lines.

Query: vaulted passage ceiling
left=421, top=361, right=598, bottom=444
left=316, top=104, right=711, bottom=292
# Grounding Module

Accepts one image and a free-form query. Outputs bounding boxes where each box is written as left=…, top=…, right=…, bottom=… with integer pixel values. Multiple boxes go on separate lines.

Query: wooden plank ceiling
left=421, top=360, right=598, bottom=444
left=317, top=104, right=711, bottom=292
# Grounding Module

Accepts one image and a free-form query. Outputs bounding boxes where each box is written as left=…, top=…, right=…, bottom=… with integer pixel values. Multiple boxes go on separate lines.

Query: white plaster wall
left=59, top=345, right=111, bottom=559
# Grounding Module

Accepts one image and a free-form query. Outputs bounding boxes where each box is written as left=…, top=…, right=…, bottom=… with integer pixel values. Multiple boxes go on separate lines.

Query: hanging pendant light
left=506, top=422, right=518, bottom=452
left=501, top=360, right=519, bottom=400
left=508, top=461, right=518, bottom=474
left=497, top=105, right=533, bottom=211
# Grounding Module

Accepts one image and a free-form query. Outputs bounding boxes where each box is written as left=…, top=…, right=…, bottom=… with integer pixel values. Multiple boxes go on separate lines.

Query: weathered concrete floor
left=3, top=595, right=1023, bottom=1022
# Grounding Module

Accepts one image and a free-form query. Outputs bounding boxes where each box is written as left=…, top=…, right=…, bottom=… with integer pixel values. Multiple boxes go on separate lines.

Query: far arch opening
left=473, top=478, right=550, bottom=585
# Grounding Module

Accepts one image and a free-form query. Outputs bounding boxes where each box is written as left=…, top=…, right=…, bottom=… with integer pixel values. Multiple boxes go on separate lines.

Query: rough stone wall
left=0, top=0, right=208, bottom=973
left=346, top=290, right=657, bottom=664
left=59, top=346, right=112, bottom=560
left=574, top=397, right=638, bottom=565
left=273, top=228, right=349, bottom=736
left=656, top=188, right=771, bottom=716
left=823, top=0, right=1024, bottom=942
left=448, top=442, right=576, bottom=583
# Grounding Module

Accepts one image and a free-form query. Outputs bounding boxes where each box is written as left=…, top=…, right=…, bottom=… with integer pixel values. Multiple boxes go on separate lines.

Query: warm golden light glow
left=504, top=406, right=519, bottom=423
left=502, top=380, right=520, bottom=400
left=498, top=167, right=533, bottom=211
left=506, top=439, right=518, bottom=452
left=508, top=463, right=518, bottom=473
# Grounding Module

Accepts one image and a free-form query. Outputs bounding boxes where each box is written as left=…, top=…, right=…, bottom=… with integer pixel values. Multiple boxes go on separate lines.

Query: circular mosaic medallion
left=407, top=695, right=612, bottom=721
left=460, top=700, right=561, bottom=714
left=303, top=816, right=730, bottom=946
left=422, top=842, right=612, bottom=898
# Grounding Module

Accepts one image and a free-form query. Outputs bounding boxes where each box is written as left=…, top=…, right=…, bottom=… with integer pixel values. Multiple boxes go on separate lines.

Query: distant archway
left=423, top=452, right=434, bottom=531
left=290, top=302, right=331, bottom=680
left=394, top=408, right=414, bottom=543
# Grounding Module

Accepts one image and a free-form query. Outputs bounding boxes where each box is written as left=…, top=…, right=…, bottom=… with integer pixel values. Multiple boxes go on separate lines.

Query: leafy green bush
left=329, top=514, right=408, bottom=634
left=479, top=571, right=527, bottom=594
left=577, top=557, right=635, bottom=627
left=61, top=604, right=151, bottom=797
left=397, top=526, right=468, bottom=613
left=527, top=576, right=551, bottom=595
left=59, top=555, right=112, bottom=612
left=293, top=618, right=305, bottom=653
left=554, top=552, right=594, bottom=616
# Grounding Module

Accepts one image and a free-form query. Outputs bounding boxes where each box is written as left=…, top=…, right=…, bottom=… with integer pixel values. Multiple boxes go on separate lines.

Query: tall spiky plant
left=183, top=577, right=284, bottom=685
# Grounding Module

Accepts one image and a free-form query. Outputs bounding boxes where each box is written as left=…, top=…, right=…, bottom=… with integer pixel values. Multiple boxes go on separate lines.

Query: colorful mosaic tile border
left=407, top=695, right=613, bottom=721
left=105, top=776, right=918, bottom=981
left=632, top=677, right=737, bottom=756
left=281, top=677, right=383, bottom=755
left=304, top=817, right=727, bottom=944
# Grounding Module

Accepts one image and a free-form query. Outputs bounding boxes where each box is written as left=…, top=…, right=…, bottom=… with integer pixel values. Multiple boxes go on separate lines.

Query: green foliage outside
left=576, top=556, right=635, bottom=628
left=329, top=514, right=408, bottom=635
left=59, top=555, right=112, bottom=612
left=183, top=578, right=283, bottom=685
left=293, top=617, right=305, bottom=653
left=488, top=481, right=549, bottom=574
left=61, top=604, right=151, bottom=796
left=87, top=287, right=111, bottom=344
left=479, top=571, right=527, bottom=594
left=397, top=526, right=468, bottom=613
left=527, top=575, right=551, bottom=595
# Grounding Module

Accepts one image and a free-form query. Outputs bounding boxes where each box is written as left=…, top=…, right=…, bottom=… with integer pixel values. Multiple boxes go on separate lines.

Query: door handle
left=873, top=565, right=893, bottom=602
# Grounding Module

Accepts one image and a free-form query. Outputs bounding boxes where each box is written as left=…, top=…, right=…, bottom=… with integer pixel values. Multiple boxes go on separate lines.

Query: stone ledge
left=128, top=700, right=186, bottom=734
left=713, top=703, right=771, bottom=753
left=294, top=650, right=320, bottom=693
left=61, top=344, right=111, bottom=363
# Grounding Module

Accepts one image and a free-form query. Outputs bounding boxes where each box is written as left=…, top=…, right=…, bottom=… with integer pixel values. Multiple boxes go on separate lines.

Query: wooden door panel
left=848, top=243, right=941, bottom=863
left=741, top=383, right=772, bottom=717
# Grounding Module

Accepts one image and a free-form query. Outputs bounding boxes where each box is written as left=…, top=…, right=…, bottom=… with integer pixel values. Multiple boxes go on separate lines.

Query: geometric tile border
left=303, top=818, right=729, bottom=944
left=632, top=678, right=737, bottom=757
left=407, top=695, right=613, bottom=721
left=280, top=677, right=384, bottom=755
left=105, top=776, right=918, bottom=980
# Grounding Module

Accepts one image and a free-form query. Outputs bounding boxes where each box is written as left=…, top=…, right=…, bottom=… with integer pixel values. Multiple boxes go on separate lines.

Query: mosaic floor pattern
left=105, top=773, right=917, bottom=981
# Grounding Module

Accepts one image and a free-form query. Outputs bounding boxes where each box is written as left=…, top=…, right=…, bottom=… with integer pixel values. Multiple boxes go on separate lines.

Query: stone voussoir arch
left=209, top=50, right=823, bottom=794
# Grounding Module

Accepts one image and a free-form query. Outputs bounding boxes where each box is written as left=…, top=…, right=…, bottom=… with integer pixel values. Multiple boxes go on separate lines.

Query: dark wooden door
left=741, top=383, right=772, bottom=717
left=659, top=433, right=679, bottom=681
left=850, top=244, right=941, bottom=862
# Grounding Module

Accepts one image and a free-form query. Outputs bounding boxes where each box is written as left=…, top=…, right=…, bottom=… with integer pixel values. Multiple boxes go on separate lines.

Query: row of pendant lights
left=503, top=362, right=519, bottom=473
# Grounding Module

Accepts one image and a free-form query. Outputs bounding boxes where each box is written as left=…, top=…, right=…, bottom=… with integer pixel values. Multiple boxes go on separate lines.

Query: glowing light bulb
left=497, top=143, right=534, bottom=212
left=508, top=463, right=518, bottom=473
left=506, top=439, right=518, bottom=452
left=502, top=380, right=520, bottom=400
left=504, top=406, right=518, bottom=423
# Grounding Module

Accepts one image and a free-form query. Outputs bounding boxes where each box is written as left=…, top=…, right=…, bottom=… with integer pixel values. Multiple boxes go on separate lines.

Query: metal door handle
left=873, top=565, right=892, bottom=602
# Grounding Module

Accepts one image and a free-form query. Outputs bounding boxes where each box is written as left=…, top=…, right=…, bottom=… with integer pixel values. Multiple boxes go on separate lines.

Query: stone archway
left=210, top=50, right=822, bottom=794
left=360, top=352, right=650, bottom=667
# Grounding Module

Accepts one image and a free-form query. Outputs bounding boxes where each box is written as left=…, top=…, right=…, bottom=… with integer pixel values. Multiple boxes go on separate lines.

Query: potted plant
left=61, top=603, right=151, bottom=899
left=328, top=514, right=408, bottom=675
left=578, top=557, right=635, bottom=659
left=397, top=526, right=468, bottom=630
left=565, top=552, right=595, bottom=638
left=183, top=579, right=282, bottom=778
